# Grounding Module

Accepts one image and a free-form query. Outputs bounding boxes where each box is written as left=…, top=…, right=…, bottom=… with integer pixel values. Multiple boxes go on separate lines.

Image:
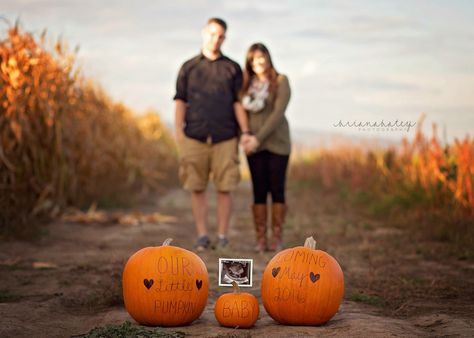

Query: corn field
left=0, top=24, right=177, bottom=237
left=290, top=121, right=474, bottom=221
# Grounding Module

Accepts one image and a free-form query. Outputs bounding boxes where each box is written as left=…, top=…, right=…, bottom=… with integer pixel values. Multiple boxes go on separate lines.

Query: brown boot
left=270, top=203, right=286, bottom=251
left=252, top=204, right=267, bottom=253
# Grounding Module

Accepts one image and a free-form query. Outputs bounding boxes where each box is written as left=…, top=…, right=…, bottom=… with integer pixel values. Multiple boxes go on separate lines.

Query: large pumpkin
left=214, top=281, right=259, bottom=328
left=261, top=236, right=344, bottom=325
left=122, top=238, right=209, bottom=326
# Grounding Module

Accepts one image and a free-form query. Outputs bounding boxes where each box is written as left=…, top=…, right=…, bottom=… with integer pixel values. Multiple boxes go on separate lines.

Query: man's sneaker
left=194, top=235, right=210, bottom=252
left=216, top=236, right=229, bottom=250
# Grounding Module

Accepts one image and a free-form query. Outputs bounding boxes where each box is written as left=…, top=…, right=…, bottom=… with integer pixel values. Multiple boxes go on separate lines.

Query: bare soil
left=1, top=181, right=473, bottom=337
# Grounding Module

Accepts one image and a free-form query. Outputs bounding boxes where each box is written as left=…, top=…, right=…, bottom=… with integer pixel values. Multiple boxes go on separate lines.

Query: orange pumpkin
left=122, top=238, right=209, bottom=326
left=214, top=281, right=259, bottom=328
left=261, top=236, right=344, bottom=325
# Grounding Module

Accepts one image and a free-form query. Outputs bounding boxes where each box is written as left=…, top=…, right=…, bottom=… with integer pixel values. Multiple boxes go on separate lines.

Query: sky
left=3, top=0, right=474, bottom=142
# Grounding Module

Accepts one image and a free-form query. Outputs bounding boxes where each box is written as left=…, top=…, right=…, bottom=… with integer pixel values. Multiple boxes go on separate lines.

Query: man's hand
left=240, top=133, right=250, bottom=146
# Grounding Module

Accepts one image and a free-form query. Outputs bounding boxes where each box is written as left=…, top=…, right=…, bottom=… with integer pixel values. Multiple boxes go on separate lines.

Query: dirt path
left=1, top=181, right=473, bottom=337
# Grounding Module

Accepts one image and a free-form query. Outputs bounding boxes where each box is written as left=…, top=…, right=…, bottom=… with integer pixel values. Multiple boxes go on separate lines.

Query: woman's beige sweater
left=247, top=74, right=291, bottom=155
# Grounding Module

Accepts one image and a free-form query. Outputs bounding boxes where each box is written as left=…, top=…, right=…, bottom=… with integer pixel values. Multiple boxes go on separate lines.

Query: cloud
left=3, top=0, right=473, bottom=140
left=299, top=61, right=318, bottom=78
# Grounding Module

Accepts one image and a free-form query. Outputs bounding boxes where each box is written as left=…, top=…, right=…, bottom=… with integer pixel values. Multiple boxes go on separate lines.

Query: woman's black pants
left=247, top=150, right=290, bottom=204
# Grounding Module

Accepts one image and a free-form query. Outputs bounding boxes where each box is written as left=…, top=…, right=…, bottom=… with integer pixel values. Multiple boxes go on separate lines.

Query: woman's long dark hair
left=240, top=43, right=279, bottom=99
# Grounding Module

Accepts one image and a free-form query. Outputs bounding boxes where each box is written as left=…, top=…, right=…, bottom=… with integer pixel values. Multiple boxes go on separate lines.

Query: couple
left=174, top=18, right=291, bottom=253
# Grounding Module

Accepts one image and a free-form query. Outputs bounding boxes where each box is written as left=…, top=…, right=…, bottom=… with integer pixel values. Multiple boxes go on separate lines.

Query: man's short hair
left=207, top=17, right=227, bottom=31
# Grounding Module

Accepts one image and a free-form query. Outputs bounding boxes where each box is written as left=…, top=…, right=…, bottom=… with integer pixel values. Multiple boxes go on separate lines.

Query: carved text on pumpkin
left=273, top=287, right=306, bottom=303
left=153, top=279, right=193, bottom=292
left=222, top=300, right=256, bottom=318
left=278, top=266, right=309, bottom=287
left=156, top=255, right=193, bottom=276
left=278, top=250, right=327, bottom=268
left=154, top=299, right=197, bottom=314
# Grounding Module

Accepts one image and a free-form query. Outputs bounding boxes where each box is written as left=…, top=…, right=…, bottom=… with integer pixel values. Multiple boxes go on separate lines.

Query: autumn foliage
left=290, top=122, right=474, bottom=223
left=0, top=24, right=177, bottom=237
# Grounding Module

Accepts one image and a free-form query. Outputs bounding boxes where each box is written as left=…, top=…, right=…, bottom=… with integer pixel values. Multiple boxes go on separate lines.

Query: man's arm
left=175, top=99, right=186, bottom=141
left=233, top=101, right=250, bottom=134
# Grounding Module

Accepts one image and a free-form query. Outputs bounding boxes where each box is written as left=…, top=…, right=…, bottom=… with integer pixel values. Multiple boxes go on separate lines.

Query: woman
left=240, top=43, right=291, bottom=253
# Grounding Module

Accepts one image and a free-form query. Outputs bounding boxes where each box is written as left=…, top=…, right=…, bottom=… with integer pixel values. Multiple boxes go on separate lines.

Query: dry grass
left=0, top=23, right=177, bottom=238
left=289, top=116, right=474, bottom=256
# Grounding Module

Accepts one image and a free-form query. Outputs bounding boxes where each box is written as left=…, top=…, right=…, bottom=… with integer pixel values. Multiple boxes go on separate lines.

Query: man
left=174, top=18, right=250, bottom=251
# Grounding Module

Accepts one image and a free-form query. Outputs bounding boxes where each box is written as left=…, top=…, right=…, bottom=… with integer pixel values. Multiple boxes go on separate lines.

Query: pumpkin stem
left=231, top=281, right=241, bottom=294
left=304, top=236, right=317, bottom=249
left=162, top=238, right=173, bottom=246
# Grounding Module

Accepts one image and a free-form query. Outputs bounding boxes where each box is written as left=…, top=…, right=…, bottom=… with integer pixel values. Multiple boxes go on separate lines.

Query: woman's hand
left=242, top=135, right=260, bottom=155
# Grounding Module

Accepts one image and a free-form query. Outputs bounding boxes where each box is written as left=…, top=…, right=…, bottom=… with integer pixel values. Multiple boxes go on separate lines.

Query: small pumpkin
left=214, top=281, right=259, bottom=328
left=122, top=238, right=209, bottom=326
left=261, top=236, right=344, bottom=325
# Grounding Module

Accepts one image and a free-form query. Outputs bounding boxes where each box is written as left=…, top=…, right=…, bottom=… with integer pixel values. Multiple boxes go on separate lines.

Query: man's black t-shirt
left=174, top=53, right=243, bottom=143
